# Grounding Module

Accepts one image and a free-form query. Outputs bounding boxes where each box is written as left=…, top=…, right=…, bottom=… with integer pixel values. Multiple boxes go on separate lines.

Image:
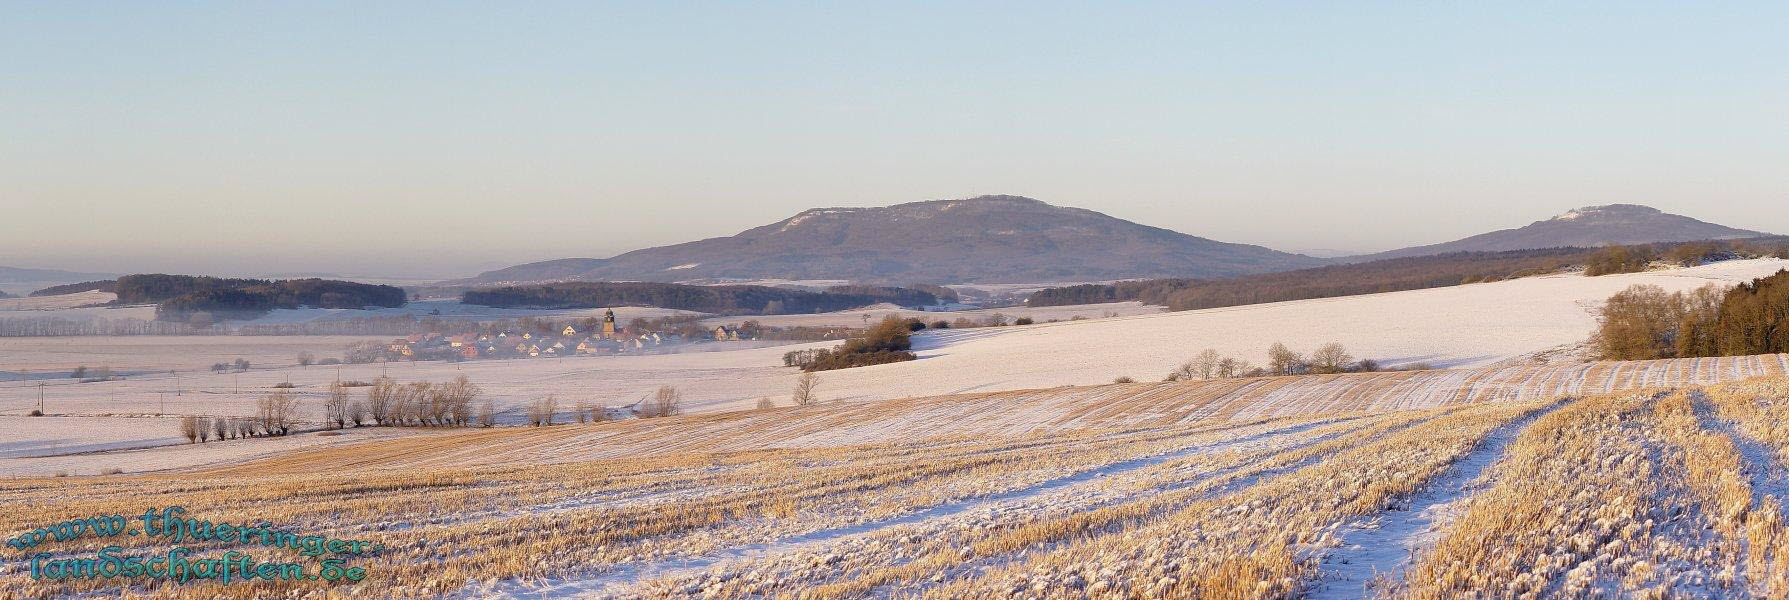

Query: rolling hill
left=451, top=195, right=1326, bottom=284
left=1358, top=204, right=1769, bottom=260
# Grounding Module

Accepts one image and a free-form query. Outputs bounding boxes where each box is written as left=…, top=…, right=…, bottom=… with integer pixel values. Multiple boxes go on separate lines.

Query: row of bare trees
left=362, top=376, right=483, bottom=427
left=178, top=390, right=301, bottom=443
left=1162, top=343, right=1382, bottom=382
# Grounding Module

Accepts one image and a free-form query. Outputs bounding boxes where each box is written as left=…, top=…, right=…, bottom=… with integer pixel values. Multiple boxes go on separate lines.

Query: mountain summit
left=1358, top=203, right=1769, bottom=260
left=454, top=195, right=1325, bottom=284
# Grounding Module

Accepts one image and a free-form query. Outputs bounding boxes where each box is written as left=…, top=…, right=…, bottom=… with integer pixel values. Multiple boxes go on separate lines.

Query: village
left=349, top=309, right=754, bottom=363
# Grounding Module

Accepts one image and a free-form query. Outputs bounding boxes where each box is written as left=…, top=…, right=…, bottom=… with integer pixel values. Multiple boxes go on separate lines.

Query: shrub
left=528, top=395, right=558, bottom=426
left=931, top=320, right=950, bottom=329
left=1585, top=244, right=1654, bottom=276
left=477, top=400, right=497, bottom=427
left=28, top=409, right=43, bottom=417
left=1014, top=317, right=1034, bottom=325
left=99, top=467, right=123, bottom=475
left=273, top=382, right=295, bottom=388
left=1112, top=376, right=1135, bottom=384
left=639, top=387, right=682, bottom=418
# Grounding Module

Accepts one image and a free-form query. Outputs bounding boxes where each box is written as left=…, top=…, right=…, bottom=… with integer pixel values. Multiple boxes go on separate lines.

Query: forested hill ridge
left=462, top=282, right=937, bottom=315
left=107, top=274, right=407, bottom=323
left=1028, top=238, right=1789, bottom=311
left=447, top=195, right=1327, bottom=285
left=1356, top=204, right=1769, bottom=261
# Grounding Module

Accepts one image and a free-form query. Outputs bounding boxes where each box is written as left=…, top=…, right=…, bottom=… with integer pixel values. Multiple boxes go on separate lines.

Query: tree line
left=117, top=275, right=406, bottom=323
left=29, top=280, right=116, bottom=297
left=1594, top=270, right=1789, bottom=360
left=1027, top=238, right=1789, bottom=311
left=462, top=281, right=938, bottom=315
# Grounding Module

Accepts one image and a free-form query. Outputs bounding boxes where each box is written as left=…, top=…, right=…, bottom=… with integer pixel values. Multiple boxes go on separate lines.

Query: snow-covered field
left=2, top=259, right=1785, bottom=478
left=0, top=290, right=120, bottom=311
left=11, top=380, right=1788, bottom=598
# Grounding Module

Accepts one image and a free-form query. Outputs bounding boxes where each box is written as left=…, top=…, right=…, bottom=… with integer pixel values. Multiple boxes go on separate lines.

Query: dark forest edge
left=105, top=274, right=408, bottom=324
left=1026, top=236, right=1789, bottom=311
left=461, top=282, right=940, bottom=315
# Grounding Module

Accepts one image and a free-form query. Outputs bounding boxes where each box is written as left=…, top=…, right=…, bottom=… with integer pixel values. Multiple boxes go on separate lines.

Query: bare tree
left=211, top=417, right=228, bottom=441
left=440, top=375, right=480, bottom=427
left=180, top=416, right=200, bottom=443
left=1267, top=342, right=1307, bottom=376
left=1191, top=349, right=1222, bottom=379
left=366, top=377, right=396, bottom=425
left=477, top=400, right=496, bottom=427
left=196, top=417, right=212, bottom=443
left=791, top=372, right=819, bottom=406
left=528, top=395, right=559, bottom=426
left=640, top=386, right=682, bottom=418
left=259, top=390, right=298, bottom=435
left=1310, top=343, right=1354, bottom=374
left=756, top=397, right=777, bottom=410
left=575, top=400, right=591, bottom=423
left=323, top=381, right=349, bottom=428
left=345, top=400, right=366, bottom=427
left=1215, top=358, right=1240, bottom=379
left=297, top=351, right=316, bottom=367
left=399, top=381, right=433, bottom=426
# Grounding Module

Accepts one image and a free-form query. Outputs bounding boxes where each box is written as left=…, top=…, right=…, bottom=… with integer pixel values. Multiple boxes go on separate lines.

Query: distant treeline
left=29, top=280, right=116, bottom=297
left=116, top=275, right=406, bottom=323
left=1596, top=269, right=1789, bottom=360
left=462, top=281, right=937, bottom=314
left=0, top=316, right=219, bottom=336
left=1028, top=238, right=1789, bottom=311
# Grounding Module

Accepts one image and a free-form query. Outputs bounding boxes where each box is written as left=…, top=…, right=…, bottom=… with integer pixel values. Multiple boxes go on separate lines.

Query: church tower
left=602, top=309, right=618, bottom=338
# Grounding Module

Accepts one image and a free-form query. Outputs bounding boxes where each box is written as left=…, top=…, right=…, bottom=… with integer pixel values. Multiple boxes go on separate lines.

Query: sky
left=3, top=1, right=1786, bottom=279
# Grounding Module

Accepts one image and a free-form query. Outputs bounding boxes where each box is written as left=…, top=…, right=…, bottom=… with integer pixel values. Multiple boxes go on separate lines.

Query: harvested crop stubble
left=1401, top=391, right=1749, bottom=597
left=1, top=416, right=1339, bottom=598
left=917, top=400, right=1548, bottom=599
left=620, top=415, right=1396, bottom=599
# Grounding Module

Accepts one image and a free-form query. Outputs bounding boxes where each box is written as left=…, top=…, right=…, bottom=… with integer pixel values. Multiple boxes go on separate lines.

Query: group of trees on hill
left=1028, top=238, right=1789, bottom=312
left=462, top=282, right=938, bottom=315
left=119, top=275, right=405, bottom=323
left=29, top=280, right=116, bottom=297
left=1029, top=248, right=1603, bottom=310
left=788, top=316, right=917, bottom=372
left=1594, top=270, right=1789, bottom=360
left=822, top=284, right=940, bottom=307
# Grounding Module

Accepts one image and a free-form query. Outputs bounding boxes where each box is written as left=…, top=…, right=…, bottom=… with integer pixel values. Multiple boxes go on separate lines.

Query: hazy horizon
left=5, top=2, right=1787, bottom=278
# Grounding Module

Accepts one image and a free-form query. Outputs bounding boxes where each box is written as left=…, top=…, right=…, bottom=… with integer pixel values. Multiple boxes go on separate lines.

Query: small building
left=562, top=325, right=579, bottom=337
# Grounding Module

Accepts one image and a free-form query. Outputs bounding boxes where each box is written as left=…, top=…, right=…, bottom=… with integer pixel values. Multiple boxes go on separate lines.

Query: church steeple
left=602, top=309, right=617, bottom=338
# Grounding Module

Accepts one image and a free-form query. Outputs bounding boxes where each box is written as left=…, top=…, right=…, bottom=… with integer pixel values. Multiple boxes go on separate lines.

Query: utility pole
left=37, top=383, right=45, bottom=414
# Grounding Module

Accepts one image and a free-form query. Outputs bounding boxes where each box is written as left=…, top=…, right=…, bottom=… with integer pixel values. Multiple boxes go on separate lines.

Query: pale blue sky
left=3, top=2, right=1785, bottom=278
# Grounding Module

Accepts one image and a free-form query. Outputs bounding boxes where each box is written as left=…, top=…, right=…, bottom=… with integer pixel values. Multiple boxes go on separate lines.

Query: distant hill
left=0, top=265, right=116, bottom=284
left=1357, top=204, right=1769, bottom=261
left=451, top=195, right=1325, bottom=285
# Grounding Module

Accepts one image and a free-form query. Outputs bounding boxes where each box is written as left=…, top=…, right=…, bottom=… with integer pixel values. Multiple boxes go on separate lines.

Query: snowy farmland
left=6, top=259, right=1783, bottom=422
left=8, top=379, right=1789, bottom=598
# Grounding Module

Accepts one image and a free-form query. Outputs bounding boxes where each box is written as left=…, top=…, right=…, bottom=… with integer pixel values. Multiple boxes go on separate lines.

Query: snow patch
left=666, top=263, right=700, bottom=271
